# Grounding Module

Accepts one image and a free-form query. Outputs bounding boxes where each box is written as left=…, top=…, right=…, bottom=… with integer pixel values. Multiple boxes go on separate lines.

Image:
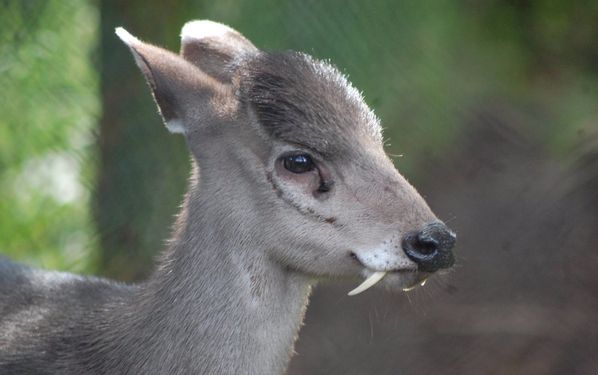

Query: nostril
left=421, top=223, right=456, bottom=252
left=402, top=222, right=457, bottom=272
left=402, top=234, right=438, bottom=263
left=413, top=236, right=438, bottom=255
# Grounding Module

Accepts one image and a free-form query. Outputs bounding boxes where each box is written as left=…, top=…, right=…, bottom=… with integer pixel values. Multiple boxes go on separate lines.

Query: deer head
left=115, top=20, right=456, bottom=296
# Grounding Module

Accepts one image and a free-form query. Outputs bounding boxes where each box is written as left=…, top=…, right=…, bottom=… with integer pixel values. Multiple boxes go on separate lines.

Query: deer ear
left=115, top=27, right=226, bottom=134
left=180, top=20, right=258, bottom=83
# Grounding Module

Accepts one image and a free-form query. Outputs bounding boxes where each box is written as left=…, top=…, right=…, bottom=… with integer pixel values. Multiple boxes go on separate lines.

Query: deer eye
left=282, top=154, right=315, bottom=174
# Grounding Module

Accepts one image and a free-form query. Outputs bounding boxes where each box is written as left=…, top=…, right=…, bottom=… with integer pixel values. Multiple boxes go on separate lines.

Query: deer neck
left=119, top=169, right=313, bottom=374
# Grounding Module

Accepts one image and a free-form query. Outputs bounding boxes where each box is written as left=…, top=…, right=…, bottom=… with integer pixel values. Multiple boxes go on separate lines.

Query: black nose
left=402, top=222, right=456, bottom=272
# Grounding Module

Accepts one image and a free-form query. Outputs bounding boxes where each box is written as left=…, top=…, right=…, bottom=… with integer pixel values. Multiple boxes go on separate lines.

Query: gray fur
left=0, top=20, right=449, bottom=374
left=240, top=51, right=382, bottom=158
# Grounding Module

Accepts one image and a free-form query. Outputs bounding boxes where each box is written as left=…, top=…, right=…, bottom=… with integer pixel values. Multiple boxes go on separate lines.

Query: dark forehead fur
left=239, top=51, right=382, bottom=157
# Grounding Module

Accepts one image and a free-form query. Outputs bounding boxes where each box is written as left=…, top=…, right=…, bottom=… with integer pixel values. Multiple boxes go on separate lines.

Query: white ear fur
left=179, top=20, right=257, bottom=84
left=181, top=20, right=237, bottom=44
left=115, top=27, right=140, bottom=46
left=114, top=27, right=209, bottom=134
left=165, top=119, right=186, bottom=134
left=115, top=27, right=147, bottom=71
left=116, top=23, right=237, bottom=136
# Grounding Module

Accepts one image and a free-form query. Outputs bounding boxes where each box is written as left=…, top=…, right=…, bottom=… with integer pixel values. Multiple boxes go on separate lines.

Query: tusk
left=420, top=279, right=427, bottom=287
left=348, top=271, right=387, bottom=296
left=402, top=284, right=417, bottom=292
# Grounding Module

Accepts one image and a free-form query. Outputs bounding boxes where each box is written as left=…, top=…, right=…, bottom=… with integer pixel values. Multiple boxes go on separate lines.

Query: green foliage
left=0, top=1, right=99, bottom=272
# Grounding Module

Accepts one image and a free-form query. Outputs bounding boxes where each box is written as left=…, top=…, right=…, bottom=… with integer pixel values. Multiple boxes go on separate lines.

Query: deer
left=0, top=20, right=456, bottom=374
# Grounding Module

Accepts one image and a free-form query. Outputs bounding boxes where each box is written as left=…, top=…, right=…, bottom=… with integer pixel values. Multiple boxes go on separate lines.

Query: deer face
left=116, top=20, right=456, bottom=295
left=237, top=52, right=456, bottom=294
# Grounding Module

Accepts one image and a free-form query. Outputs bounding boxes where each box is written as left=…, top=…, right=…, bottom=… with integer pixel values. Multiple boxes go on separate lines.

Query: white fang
left=347, top=271, right=387, bottom=296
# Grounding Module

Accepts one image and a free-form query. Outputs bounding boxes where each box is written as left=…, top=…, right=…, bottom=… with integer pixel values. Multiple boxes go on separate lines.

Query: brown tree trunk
left=95, top=0, right=198, bottom=281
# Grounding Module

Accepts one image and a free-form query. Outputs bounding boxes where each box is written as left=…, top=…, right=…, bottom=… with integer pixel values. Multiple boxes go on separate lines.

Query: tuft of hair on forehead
left=239, top=51, right=382, bottom=157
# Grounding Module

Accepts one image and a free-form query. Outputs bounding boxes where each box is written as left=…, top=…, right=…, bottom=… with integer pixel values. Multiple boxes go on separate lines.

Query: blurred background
left=1, top=1, right=597, bottom=374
